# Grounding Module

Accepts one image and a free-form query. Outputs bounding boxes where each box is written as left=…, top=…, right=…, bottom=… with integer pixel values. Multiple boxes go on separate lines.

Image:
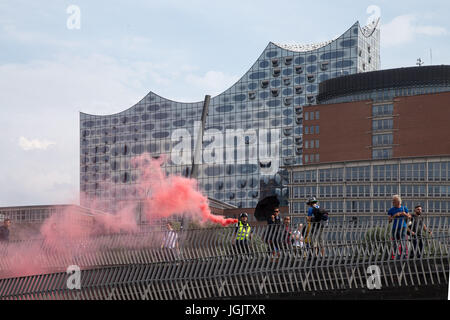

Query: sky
left=1, top=0, right=449, bottom=207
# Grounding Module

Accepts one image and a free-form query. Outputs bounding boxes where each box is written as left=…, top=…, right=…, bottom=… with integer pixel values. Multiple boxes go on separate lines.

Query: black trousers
left=411, top=237, right=424, bottom=258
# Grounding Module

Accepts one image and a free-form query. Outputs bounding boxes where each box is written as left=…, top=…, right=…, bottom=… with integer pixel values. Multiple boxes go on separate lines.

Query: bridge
left=0, top=214, right=448, bottom=300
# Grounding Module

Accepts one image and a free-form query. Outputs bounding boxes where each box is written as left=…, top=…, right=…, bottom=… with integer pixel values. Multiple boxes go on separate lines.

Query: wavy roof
left=81, top=20, right=380, bottom=117
left=273, top=19, right=379, bottom=53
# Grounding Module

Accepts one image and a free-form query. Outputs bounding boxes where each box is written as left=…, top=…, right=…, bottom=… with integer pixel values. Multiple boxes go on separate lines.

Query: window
left=315, top=154, right=320, bottom=162
left=295, top=86, right=303, bottom=94
left=346, top=166, right=370, bottom=182
left=373, top=164, right=398, bottom=181
left=315, top=111, right=319, bottom=120
left=372, top=148, right=393, bottom=159
left=304, top=155, right=309, bottom=163
left=271, top=89, right=279, bottom=97
left=305, top=112, right=309, bottom=121
left=346, top=200, right=371, bottom=213
left=284, top=57, right=293, bottom=65
left=372, top=104, right=393, bottom=116
left=315, top=140, right=319, bottom=148
left=372, top=119, right=393, bottom=131
left=428, top=162, right=450, bottom=181
left=273, top=68, right=281, bottom=77
left=372, top=134, right=393, bottom=146
left=261, top=80, right=269, bottom=88
left=304, top=126, right=309, bottom=134
left=373, top=184, right=398, bottom=197
left=315, top=125, right=320, bottom=134
left=310, top=112, right=314, bottom=121
left=346, top=185, right=370, bottom=197
left=304, top=141, right=309, bottom=149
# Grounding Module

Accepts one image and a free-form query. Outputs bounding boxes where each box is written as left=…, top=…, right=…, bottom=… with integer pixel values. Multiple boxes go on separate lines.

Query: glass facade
left=289, top=157, right=450, bottom=215
left=80, top=21, right=380, bottom=211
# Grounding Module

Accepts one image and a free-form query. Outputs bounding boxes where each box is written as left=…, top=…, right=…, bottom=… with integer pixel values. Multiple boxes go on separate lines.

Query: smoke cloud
left=0, top=153, right=237, bottom=279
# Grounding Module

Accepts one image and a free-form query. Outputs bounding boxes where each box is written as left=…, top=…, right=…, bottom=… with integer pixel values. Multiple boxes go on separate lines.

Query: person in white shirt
left=161, top=222, right=179, bottom=260
left=292, top=223, right=305, bottom=248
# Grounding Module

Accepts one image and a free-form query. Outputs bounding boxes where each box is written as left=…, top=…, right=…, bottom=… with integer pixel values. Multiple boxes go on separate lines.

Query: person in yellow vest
left=234, top=212, right=252, bottom=254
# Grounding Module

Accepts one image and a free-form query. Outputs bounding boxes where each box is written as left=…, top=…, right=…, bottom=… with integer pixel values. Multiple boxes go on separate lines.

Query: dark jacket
left=0, top=226, right=10, bottom=241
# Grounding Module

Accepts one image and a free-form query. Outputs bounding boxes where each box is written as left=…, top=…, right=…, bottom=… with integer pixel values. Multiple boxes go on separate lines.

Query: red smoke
left=133, top=154, right=237, bottom=226
left=0, top=153, right=237, bottom=279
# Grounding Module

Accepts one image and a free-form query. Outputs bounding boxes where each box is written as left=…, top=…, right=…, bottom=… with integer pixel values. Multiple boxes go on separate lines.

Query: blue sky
left=1, top=0, right=449, bottom=206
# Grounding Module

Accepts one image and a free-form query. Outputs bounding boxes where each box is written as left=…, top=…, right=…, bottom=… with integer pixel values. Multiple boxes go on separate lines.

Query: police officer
left=235, top=213, right=251, bottom=254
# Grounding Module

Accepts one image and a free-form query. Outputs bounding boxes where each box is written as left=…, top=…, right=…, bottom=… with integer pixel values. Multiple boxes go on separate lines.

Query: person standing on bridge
left=407, top=204, right=432, bottom=258
left=161, top=221, right=179, bottom=261
left=234, top=212, right=252, bottom=255
left=388, top=195, right=411, bottom=259
left=267, top=207, right=282, bottom=259
left=0, top=218, right=11, bottom=242
left=306, top=197, right=326, bottom=256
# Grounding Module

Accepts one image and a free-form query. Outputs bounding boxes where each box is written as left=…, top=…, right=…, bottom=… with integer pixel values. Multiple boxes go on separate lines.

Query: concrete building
left=288, top=65, right=450, bottom=217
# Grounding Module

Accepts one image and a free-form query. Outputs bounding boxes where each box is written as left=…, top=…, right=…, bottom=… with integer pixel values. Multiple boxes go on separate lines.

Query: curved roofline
left=271, top=20, right=366, bottom=53
left=81, top=20, right=378, bottom=118
left=80, top=42, right=271, bottom=118
left=359, top=17, right=380, bottom=38
left=80, top=90, right=206, bottom=117
left=271, top=38, right=336, bottom=53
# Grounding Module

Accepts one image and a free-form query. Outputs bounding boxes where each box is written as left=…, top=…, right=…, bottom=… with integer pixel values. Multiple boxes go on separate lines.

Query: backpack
left=312, top=207, right=329, bottom=223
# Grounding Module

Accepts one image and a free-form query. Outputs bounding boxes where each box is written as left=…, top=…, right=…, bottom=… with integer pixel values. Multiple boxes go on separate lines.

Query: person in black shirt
left=267, top=208, right=282, bottom=259
left=0, top=218, right=11, bottom=242
left=407, top=205, right=432, bottom=258
left=268, top=207, right=281, bottom=225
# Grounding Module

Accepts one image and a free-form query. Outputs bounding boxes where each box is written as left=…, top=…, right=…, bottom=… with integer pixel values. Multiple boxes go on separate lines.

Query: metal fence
left=0, top=214, right=448, bottom=299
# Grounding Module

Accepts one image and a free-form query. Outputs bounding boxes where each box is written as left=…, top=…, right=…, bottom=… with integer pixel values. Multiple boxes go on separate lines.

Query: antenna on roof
left=416, top=58, right=424, bottom=66
left=430, top=49, right=433, bottom=65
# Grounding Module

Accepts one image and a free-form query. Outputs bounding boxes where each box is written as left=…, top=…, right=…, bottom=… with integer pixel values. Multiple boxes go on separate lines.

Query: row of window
left=372, top=148, right=393, bottom=160
left=372, top=103, right=393, bottom=117
left=293, top=162, right=450, bottom=183
left=291, top=200, right=450, bottom=214
left=304, top=111, right=320, bottom=121
left=304, top=154, right=319, bottom=164
left=292, top=184, right=449, bottom=199
left=0, top=210, right=54, bottom=222
left=304, top=125, right=320, bottom=134
left=304, top=140, right=319, bottom=149
left=372, top=119, right=393, bottom=131
left=372, top=134, right=393, bottom=146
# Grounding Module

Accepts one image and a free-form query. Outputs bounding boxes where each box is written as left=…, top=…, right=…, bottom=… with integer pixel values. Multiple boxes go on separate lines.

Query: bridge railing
left=0, top=214, right=448, bottom=277
left=0, top=214, right=448, bottom=299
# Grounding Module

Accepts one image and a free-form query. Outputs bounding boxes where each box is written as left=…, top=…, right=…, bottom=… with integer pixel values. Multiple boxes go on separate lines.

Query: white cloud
left=18, top=137, right=55, bottom=151
left=0, top=52, right=239, bottom=206
left=381, top=14, right=448, bottom=47
left=415, top=25, right=447, bottom=36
